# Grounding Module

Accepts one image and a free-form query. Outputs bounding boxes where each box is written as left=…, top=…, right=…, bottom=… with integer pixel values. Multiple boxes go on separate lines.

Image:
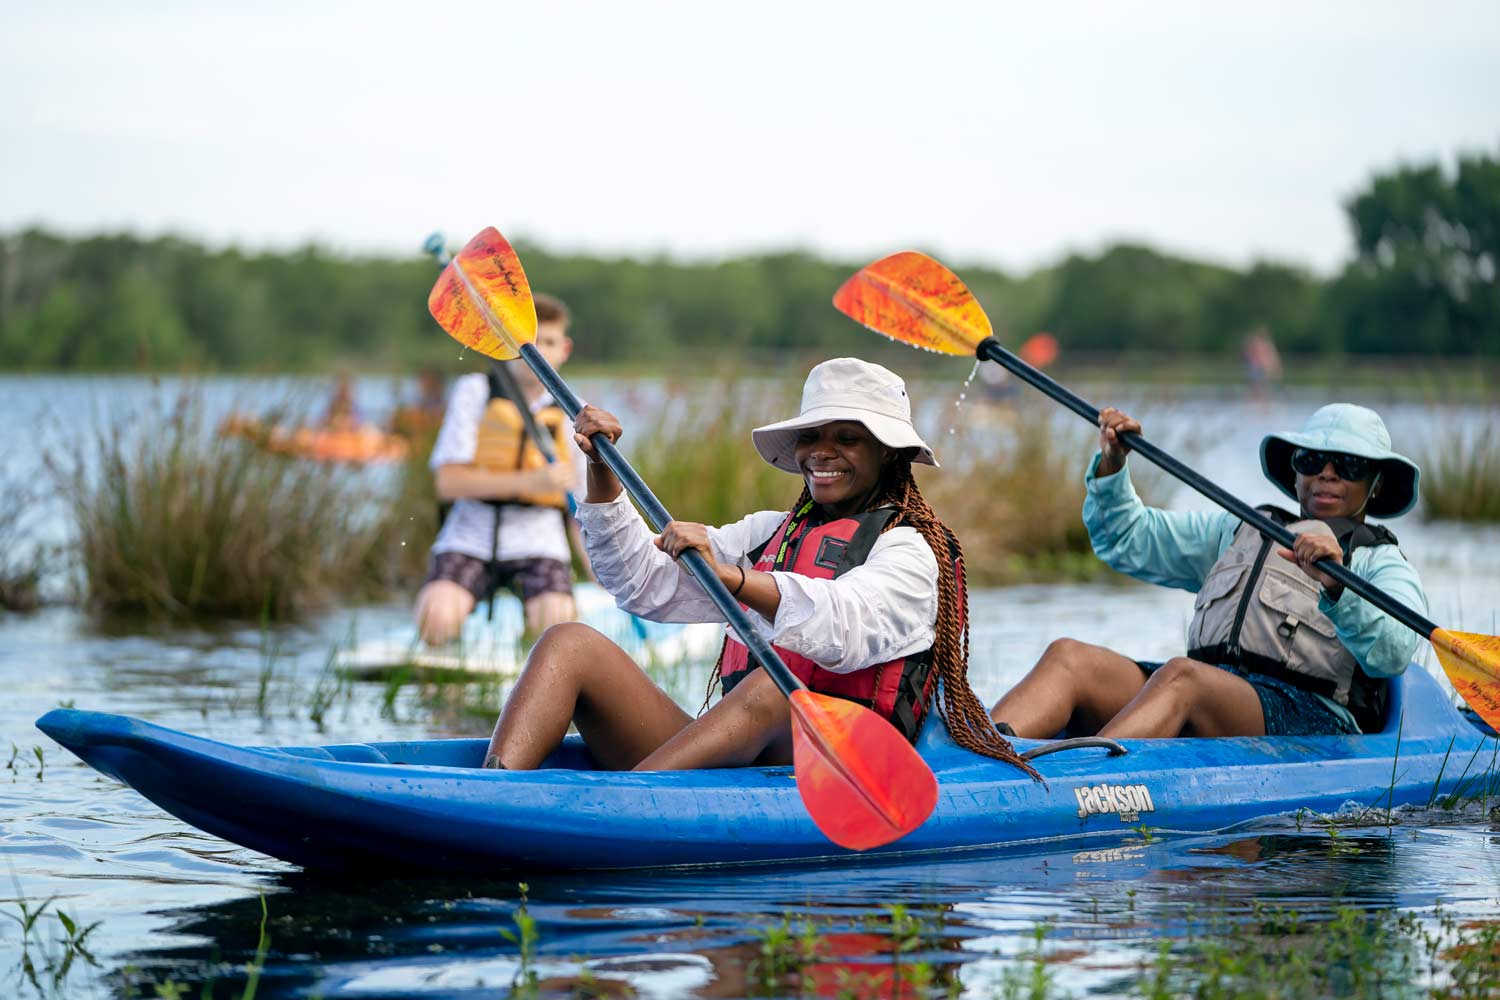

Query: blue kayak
left=36, top=666, right=1499, bottom=873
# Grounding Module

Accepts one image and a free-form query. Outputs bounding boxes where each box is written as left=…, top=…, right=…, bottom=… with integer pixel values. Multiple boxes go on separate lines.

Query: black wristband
left=730, top=565, right=747, bottom=597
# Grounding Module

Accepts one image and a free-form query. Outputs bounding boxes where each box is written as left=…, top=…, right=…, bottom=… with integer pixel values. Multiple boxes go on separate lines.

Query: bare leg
left=414, top=580, right=475, bottom=646
left=487, top=622, right=692, bottom=770
left=522, top=591, right=577, bottom=636
left=989, top=638, right=1150, bottom=738
left=1099, top=657, right=1265, bottom=739
left=635, top=667, right=793, bottom=771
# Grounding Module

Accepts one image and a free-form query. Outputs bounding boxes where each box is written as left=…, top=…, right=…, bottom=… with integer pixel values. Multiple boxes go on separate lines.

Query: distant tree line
left=1, top=151, right=1495, bottom=372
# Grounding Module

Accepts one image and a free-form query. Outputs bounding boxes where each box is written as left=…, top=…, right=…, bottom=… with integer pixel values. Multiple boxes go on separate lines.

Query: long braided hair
left=703, top=453, right=1040, bottom=779
left=874, top=456, right=1040, bottom=779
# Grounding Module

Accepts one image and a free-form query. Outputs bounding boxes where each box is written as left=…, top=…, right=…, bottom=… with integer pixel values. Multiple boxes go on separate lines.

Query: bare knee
left=415, top=580, right=475, bottom=645
left=530, top=620, right=607, bottom=660
left=719, top=669, right=791, bottom=733
left=524, top=592, right=577, bottom=634
left=1145, top=657, right=1211, bottom=698
left=1034, top=637, right=1093, bottom=678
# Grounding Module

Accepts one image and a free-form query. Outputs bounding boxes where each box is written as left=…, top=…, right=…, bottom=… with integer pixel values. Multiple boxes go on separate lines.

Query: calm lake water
left=2, top=374, right=1499, bottom=998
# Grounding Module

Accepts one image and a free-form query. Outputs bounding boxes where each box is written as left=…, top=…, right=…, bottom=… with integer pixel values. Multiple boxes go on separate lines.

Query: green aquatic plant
left=0, top=473, right=45, bottom=612
left=751, top=914, right=817, bottom=991
left=1435, top=735, right=1500, bottom=812
left=239, top=895, right=269, bottom=1000
left=1420, top=416, right=1500, bottom=522
left=6, top=744, right=46, bottom=782
left=133, top=896, right=273, bottom=999
left=917, top=397, right=1185, bottom=586
left=629, top=376, right=798, bottom=531
left=2, top=895, right=104, bottom=997
left=55, top=388, right=421, bottom=621
left=254, top=608, right=281, bottom=721
left=497, top=882, right=540, bottom=997
left=306, top=627, right=354, bottom=731
left=997, top=922, right=1064, bottom=1000
left=3, top=895, right=54, bottom=942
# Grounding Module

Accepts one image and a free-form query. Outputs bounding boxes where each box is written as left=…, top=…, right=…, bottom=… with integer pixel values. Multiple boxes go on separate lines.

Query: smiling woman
left=479, top=357, right=1037, bottom=777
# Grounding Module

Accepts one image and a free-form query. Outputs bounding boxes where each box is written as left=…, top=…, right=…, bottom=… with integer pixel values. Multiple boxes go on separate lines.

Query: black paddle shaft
left=518, top=343, right=807, bottom=697
left=975, top=337, right=1439, bottom=639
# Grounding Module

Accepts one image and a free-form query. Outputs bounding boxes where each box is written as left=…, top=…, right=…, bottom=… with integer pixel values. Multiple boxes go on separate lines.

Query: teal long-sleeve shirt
left=1081, top=454, right=1428, bottom=724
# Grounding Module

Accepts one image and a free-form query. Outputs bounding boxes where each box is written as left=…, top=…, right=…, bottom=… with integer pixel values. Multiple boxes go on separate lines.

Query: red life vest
left=718, top=505, right=949, bottom=743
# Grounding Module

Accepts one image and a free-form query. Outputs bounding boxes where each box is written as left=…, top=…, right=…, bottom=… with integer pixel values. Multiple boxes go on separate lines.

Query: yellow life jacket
left=472, top=398, right=573, bottom=509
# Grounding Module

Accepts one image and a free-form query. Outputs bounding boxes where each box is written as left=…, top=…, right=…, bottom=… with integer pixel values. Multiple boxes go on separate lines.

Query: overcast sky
left=3, top=1, right=1497, bottom=274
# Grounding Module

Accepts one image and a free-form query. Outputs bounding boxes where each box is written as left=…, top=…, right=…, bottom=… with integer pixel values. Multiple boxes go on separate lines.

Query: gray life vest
left=1185, top=505, right=1398, bottom=732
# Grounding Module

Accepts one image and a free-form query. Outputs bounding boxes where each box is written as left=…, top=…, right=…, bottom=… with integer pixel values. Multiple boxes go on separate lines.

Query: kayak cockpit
left=263, top=735, right=601, bottom=770
left=259, top=666, right=1476, bottom=772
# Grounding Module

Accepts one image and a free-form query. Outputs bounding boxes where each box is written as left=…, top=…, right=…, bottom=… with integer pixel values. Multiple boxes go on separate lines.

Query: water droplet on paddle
left=947, top=360, right=983, bottom=437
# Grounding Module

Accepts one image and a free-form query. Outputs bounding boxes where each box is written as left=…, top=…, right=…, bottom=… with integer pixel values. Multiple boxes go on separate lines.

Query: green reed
left=627, top=376, right=798, bottom=527
left=54, top=389, right=423, bottom=621
left=1420, top=415, right=1500, bottom=522
left=0, top=474, right=44, bottom=611
left=3, top=893, right=101, bottom=998
left=359, top=422, right=441, bottom=589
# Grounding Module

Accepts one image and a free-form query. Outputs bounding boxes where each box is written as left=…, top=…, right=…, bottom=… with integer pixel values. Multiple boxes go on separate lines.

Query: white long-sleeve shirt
left=575, top=492, right=938, bottom=674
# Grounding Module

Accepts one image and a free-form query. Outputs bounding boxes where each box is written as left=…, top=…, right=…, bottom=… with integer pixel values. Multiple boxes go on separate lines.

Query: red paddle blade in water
left=832, top=251, right=991, bottom=356
left=789, top=689, right=938, bottom=851
left=428, top=227, right=536, bottom=360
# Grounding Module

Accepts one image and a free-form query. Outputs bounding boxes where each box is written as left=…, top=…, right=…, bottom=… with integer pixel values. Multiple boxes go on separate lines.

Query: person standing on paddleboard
left=991, top=403, right=1427, bottom=739
left=481, top=358, right=1032, bottom=774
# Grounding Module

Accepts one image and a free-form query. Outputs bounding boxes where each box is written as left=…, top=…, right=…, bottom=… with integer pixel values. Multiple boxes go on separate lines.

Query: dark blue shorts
left=1137, top=661, right=1359, bottom=737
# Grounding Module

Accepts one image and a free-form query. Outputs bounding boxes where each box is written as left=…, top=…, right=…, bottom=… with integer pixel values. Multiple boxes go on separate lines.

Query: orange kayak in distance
left=218, top=416, right=409, bottom=465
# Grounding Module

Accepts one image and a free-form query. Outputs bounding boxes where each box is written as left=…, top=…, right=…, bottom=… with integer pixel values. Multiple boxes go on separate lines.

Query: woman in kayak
left=482, top=358, right=1033, bottom=774
left=990, top=403, right=1426, bottom=739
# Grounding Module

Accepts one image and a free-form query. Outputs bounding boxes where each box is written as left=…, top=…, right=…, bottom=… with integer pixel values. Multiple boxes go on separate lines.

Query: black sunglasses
left=1291, top=448, right=1375, bottom=482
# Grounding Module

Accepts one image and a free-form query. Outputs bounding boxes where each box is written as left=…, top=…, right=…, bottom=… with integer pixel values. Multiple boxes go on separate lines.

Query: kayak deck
left=36, top=667, right=1499, bottom=873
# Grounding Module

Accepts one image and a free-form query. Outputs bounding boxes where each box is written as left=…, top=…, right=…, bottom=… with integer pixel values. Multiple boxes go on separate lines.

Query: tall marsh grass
left=1420, top=415, right=1500, bottom=521
left=56, top=391, right=426, bottom=620
left=628, top=377, right=800, bottom=526
left=0, top=475, right=44, bottom=611
left=920, top=403, right=1105, bottom=584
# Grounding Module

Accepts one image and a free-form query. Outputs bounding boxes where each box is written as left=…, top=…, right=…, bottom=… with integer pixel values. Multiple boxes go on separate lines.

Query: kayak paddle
left=833, top=250, right=1500, bottom=730
left=424, top=232, right=581, bottom=516
left=428, top=227, right=939, bottom=850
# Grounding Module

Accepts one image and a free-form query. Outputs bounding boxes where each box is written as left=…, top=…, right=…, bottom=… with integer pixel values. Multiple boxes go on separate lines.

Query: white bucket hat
left=751, top=358, right=937, bottom=473
left=1260, top=403, right=1421, bottom=519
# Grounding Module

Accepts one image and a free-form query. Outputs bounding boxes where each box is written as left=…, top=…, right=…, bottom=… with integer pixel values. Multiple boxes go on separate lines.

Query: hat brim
left=1260, top=432, right=1420, bottom=519
left=751, top=406, right=937, bottom=474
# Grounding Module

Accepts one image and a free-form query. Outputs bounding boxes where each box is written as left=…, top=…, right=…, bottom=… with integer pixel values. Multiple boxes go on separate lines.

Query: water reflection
left=105, top=829, right=1487, bottom=999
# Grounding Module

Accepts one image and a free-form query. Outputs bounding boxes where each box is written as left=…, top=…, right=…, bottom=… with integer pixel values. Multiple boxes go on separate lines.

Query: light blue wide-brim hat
left=1260, top=403, right=1420, bottom=519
